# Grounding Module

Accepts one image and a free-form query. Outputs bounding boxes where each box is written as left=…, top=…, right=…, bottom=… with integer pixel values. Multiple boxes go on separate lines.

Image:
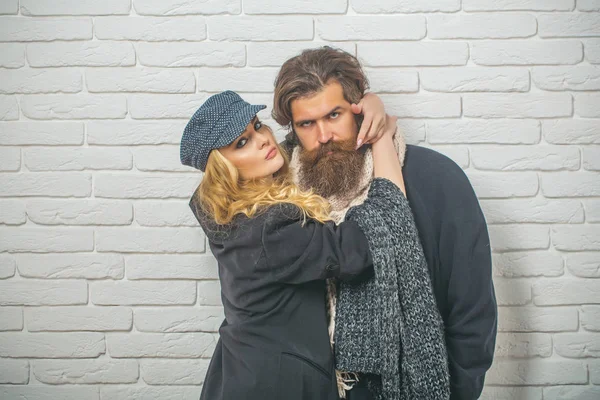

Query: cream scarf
left=288, top=124, right=407, bottom=397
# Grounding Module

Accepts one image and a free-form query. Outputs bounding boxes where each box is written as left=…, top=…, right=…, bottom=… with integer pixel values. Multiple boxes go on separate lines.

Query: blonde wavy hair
left=195, top=131, right=331, bottom=226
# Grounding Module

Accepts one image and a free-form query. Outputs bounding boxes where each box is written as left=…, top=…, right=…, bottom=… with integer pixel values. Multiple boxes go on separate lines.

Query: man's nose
left=316, top=122, right=332, bottom=144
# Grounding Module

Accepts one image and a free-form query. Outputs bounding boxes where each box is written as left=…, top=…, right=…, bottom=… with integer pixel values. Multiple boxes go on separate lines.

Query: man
left=273, top=47, right=497, bottom=400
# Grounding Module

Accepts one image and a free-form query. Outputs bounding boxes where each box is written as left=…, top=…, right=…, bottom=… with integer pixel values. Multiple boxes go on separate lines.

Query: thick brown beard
left=298, top=138, right=366, bottom=199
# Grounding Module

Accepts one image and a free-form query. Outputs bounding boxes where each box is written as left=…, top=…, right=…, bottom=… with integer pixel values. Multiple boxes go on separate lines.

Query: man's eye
left=330, top=112, right=340, bottom=119
left=300, top=121, right=312, bottom=127
left=236, top=138, right=248, bottom=148
left=254, top=121, right=262, bottom=130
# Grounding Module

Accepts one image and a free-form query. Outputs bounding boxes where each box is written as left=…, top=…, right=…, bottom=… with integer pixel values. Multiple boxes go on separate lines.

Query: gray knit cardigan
left=338, top=178, right=450, bottom=399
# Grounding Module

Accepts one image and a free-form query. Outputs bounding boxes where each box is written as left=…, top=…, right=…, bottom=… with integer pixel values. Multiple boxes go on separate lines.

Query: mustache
left=301, top=139, right=359, bottom=166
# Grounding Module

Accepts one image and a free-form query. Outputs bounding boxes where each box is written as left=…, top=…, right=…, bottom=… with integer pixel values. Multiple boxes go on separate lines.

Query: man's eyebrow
left=294, top=106, right=343, bottom=126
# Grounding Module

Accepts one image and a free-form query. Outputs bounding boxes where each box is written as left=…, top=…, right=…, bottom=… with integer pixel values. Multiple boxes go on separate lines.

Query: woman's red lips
left=266, top=147, right=277, bottom=160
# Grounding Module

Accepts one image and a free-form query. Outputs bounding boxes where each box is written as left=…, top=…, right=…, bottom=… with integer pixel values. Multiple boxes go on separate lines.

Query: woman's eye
left=254, top=121, right=262, bottom=130
left=330, top=111, right=340, bottom=119
left=236, top=138, right=248, bottom=148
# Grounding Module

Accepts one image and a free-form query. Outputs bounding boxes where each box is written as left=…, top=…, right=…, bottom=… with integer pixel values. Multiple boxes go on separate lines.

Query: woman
left=180, top=91, right=406, bottom=400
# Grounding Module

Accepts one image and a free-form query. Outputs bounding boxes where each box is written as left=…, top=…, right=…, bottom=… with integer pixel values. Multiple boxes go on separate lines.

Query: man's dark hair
left=272, top=46, right=369, bottom=131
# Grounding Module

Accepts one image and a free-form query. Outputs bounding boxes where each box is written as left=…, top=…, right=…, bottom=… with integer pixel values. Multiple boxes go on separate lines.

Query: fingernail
left=356, top=139, right=363, bottom=149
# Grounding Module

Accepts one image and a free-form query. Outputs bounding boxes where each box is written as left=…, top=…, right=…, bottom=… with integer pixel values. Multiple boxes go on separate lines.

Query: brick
left=0, top=280, right=87, bottom=306
left=421, top=145, right=469, bottom=169
left=463, top=93, right=572, bottom=118
left=0, top=387, right=99, bottom=400
left=27, top=42, right=135, bottom=67
left=127, top=255, right=218, bottom=280
left=134, top=146, right=188, bottom=172
left=129, top=94, right=208, bottom=119
left=0, top=0, right=17, bottom=14
left=397, top=120, right=426, bottom=144
left=0, top=95, right=18, bottom=120
left=21, top=94, right=127, bottom=120
left=427, top=119, right=540, bottom=144
left=107, top=332, right=215, bottom=358
left=495, top=333, right=552, bottom=358
left=135, top=201, right=197, bottom=226
left=0, top=255, right=16, bottom=278
left=248, top=42, right=355, bottom=67
left=493, top=252, right=564, bottom=278
left=554, top=333, right=600, bottom=358
left=0, top=359, right=28, bottom=384
left=26, top=306, right=132, bottom=332
left=486, top=360, right=586, bottom=385
left=542, top=172, right=600, bottom=197
left=576, top=93, right=600, bottom=117
left=0, top=173, right=91, bottom=197
left=0, top=307, right=22, bottom=331
left=584, top=147, right=600, bottom=170
left=245, top=0, right=345, bottom=13
left=0, top=228, right=93, bottom=253
left=0, top=44, right=24, bottom=68
left=0, top=332, right=104, bottom=358
left=87, top=68, right=195, bottom=93
left=585, top=200, right=600, bottom=222
left=0, top=201, right=25, bottom=225
left=463, top=0, right=574, bottom=11
left=479, top=387, right=542, bottom=400
left=543, top=120, right=600, bottom=144
left=493, top=278, right=532, bottom=306
left=533, top=66, right=600, bottom=91
left=0, top=17, right=92, bottom=41
left=25, top=147, right=132, bottom=171
left=141, top=359, right=209, bottom=385
left=197, top=68, right=277, bottom=93
left=97, top=227, right=204, bottom=253
left=352, top=0, right=460, bottom=13
left=472, top=145, right=579, bottom=171
left=582, top=306, right=600, bottom=331
left=378, top=94, right=460, bottom=118
left=534, top=279, right=600, bottom=305
left=134, top=0, right=240, bottom=15
left=544, top=386, right=600, bottom=400
left=100, top=386, right=198, bottom=400
left=91, top=281, right=196, bottom=305
left=198, top=280, right=222, bottom=306
left=498, top=306, right=578, bottom=332
left=428, top=13, right=536, bottom=39
left=488, top=225, right=550, bottom=251
left=0, top=122, right=83, bottom=145
left=135, top=307, right=223, bottom=332
left=467, top=172, right=539, bottom=198
left=27, top=199, right=132, bottom=226
left=472, top=40, right=582, bottom=66
left=585, top=39, right=600, bottom=63
left=482, top=198, right=583, bottom=224
left=364, top=69, right=418, bottom=93
left=94, top=173, right=200, bottom=199
left=87, top=120, right=185, bottom=145
left=553, top=225, right=600, bottom=251
left=359, top=42, right=468, bottom=66
left=567, top=253, right=600, bottom=278
left=421, top=67, right=529, bottom=93
left=0, top=148, right=19, bottom=171
left=21, top=0, right=131, bottom=15
left=538, top=13, right=600, bottom=37
left=208, top=16, right=313, bottom=41
left=17, top=253, right=124, bottom=279
left=34, top=359, right=138, bottom=384
left=318, top=16, right=425, bottom=41
left=579, top=0, right=600, bottom=11
left=137, top=42, right=244, bottom=67
left=95, top=16, right=205, bottom=41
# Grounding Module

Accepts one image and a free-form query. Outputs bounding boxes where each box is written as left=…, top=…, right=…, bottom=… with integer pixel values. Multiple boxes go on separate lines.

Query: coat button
left=325, top=264, right=337, bottom=272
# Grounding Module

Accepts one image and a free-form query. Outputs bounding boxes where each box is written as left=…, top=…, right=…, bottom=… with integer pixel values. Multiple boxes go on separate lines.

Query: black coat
left=191, top=203, right=374, bottom=400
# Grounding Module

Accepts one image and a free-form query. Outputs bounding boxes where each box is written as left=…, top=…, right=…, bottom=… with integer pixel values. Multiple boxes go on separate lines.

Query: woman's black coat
left=190, top=202, right=374, bottom=400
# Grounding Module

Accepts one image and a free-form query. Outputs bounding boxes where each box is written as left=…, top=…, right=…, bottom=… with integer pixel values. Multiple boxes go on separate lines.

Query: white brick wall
left=0, top=1, right=598, bottom=398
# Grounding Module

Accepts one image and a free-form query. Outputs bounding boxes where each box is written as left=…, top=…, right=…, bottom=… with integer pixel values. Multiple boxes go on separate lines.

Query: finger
left=356, top=116, right=373, bottom=149
left=351, top=102, right=363, bottom=115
